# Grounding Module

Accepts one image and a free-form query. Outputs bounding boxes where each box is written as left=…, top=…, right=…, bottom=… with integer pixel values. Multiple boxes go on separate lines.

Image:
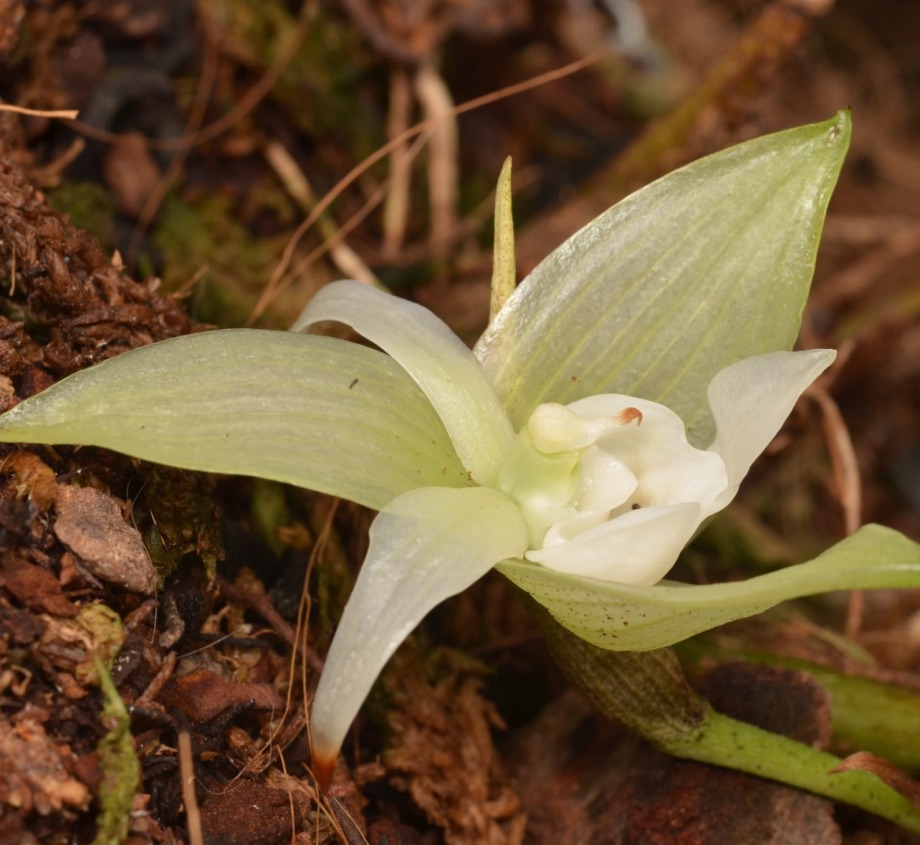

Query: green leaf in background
left=476, top=111, right=851, bottom=446
left=0, top=330, right=469, bottom=511
left=498, top=524, right=920, bottom=651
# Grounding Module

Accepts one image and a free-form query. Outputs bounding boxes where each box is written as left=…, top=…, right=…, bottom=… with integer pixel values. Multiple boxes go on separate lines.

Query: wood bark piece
left=53, top=485, right=157, bottom=595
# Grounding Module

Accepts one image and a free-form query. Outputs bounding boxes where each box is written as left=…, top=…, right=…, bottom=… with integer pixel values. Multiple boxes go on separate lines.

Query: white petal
left=574, top=446, right=637, bottom=515
left=707, top=349, right=835, bottom=507
left=567, top=394, right=728, bottom=512
left=293, top=280, right=514, bottom=485
left=526, top=502, right=701, bottom=585
left=309, top=486, right=528, bottom=771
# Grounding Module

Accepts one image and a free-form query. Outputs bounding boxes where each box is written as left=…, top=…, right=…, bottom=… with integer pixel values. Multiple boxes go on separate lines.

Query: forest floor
left=1, top=1, right=919, bottom=843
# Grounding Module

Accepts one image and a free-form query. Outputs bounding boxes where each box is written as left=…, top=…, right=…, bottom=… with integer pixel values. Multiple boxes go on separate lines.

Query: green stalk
left=531, top=600, right=920, bottom=832
left=678, top=710, right=920, bottom=832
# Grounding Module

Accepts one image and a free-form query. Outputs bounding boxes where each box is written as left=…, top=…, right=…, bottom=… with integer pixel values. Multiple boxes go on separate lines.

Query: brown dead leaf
left=161, top=667, right=284, bottom=723
left=198, top=778, right=306, bottom=845
left=0, top=554, right=78, bottom=617
left=53, top=485, right=157, bottom=594
left=102, top=131, right=162, bottom=219
left=0, top=719, right=91, bottom=815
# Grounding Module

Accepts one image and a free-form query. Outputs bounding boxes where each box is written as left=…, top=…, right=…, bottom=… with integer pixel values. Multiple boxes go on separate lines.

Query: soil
left=1, top=1, right=919, bottom=843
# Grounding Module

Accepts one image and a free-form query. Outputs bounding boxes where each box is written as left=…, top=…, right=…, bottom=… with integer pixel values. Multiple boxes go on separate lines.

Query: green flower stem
left=531, top=599, right=920, bottom=832
left=681, top=711, right=920, bottom=832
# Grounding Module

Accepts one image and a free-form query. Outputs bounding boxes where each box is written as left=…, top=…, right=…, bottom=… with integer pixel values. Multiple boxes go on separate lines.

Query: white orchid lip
left=500, top=347, right=836, bottom=587
left=505, top=393, right=729, bottom=585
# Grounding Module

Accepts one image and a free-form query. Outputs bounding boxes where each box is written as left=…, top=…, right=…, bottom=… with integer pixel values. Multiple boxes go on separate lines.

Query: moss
left=47, top=181, right=117, bottom=249
left=153, top=192, right=279, bottom=326
left=91, top=658, right=139, bottom=845
left=136, top=466, right=224, bottom=584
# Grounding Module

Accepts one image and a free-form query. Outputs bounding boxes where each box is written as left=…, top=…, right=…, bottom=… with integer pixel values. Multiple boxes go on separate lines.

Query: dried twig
left=415, top=60, right=458, bottom=258
left=178, top=731, right=204, bottom=845
left=382, top=67, right=414, bottom=259
left=248, top=50, right=602, bottom=323
left=0, top=104, right=78, bottom=119
left=810, top=384, right=864, bottom=637
left=263, top=141, right=379, bottom=288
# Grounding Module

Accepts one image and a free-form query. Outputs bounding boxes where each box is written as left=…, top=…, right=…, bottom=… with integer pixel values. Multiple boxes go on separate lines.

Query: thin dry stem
left=382, top=67, right=414, bottom=259
left=811, top=386, right=864, bottom=637
left=178, top=731, right=204, bottom=845
left=415, top=60, right=458, bottom=258
left=0, top=104, right=78, bottom=118
left=281, top=132, right=429, bottom=299
left=263, top=141, right=378, bottom=287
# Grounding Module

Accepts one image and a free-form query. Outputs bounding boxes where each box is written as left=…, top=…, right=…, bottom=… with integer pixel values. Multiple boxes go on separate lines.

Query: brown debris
left=0, top=449, right=58, bottom=511
left=0, top=602, right=44, bottom=647
left=0, top=0, right=24, bottom=64
left=623, top=754, right=840, bottom=845
left=699, top=661, right=833, bottom=748
left=197, top=778, right=306, bottom=845
left=384, top=652, right=526, bottom=845
left=53, top=484, right=158, bottom=595
left=102, top=131, right=163, bottom=219
left=0, top=553, right=77, bottom=617
left=0, top=153, right=194, bottom=379
left=0, top=718, right=91, bottom=816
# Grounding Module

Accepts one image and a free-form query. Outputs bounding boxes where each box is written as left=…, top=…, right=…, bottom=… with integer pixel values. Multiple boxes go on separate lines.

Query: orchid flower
left=3, top=112, right=920, bottom=800
left=293, top=279, right=834, bottom=779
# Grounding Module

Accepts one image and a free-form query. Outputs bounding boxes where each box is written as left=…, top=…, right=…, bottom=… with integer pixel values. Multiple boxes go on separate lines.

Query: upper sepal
left=476, top=112, right=851, bottom=447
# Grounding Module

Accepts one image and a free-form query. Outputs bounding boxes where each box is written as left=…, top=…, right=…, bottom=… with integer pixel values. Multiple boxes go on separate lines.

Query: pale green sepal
left=293, top=280, right=514, bottom=485
left=497, top=523, right=920, bottom=651
left=476, top=111, right=851, bottom=447
left=310, top=486, right=529, bottom=763
left=490, top=156, right=516, bottom=321
left=0, top=330, right=468, bottom=511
